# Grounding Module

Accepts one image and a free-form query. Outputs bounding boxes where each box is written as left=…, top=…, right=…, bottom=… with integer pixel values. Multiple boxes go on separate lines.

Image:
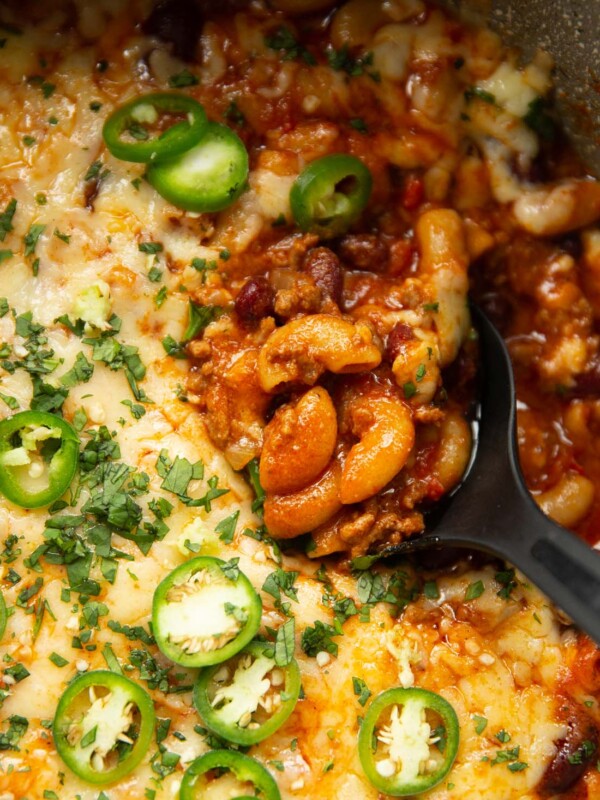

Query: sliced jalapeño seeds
left=152, top=556, right=262, bottom=668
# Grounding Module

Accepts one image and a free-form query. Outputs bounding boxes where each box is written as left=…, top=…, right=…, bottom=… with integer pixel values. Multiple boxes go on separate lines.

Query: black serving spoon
left=383, top=305, right=600, bottom=644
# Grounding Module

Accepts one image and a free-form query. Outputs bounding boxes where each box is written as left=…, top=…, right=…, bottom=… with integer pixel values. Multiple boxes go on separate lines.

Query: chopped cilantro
left=121, top=399, right=146, bottom=419
left=102, top=643, right=122, bottom=674
left=263, top=568, right=299, bottom=613
left=151, top=749, right=180, bottom=779
left=84, top=160, right=108, bottom=182
left=53, top=228, right=70, bottom=243
left=54, top=314, right=84, bottom=336
left=265, top=26, right=316, bottom=65
left=403, top=381, right=417, bottom=399
left=80, top=726, right=97, bottom=748
left=423, top=580, right=440, bottom=599
left=162, top=335, right=186, bottom=358
left=157, top=451, right=203, bottom=497
left=215, top=510, right=239, bottom=544
left=301, top=619, right=339, bottom=657
left=465, top=580, right=485, bottom=601
left=491, top=745, right=522, bottom=766
left=139, top=241, right=163, bottom=255
left=356, top=569, right=386, bottom=605
left=523, top=97, right=555, bottom=141
left=464, top=86, right=496, bottom=104
left=0, top=199, right=16, bottom=241
left=352, top=677, right=371, bottom=706
left=23, top=223, right=45, bottom=257
left=508, top=762, right=529, bottom=772
left=168, top=69, right=199, bottom=88
left=473, top=714, right=488, bottom=735
left=4, top=662, right=29, bottom=682
left=190, top=257, right=218, bottom=283
left=567, top=739, right=596, bottom=765
left=154, top=286, right=168, bottom=308
left=0, top=715, right=28, bottom=751
left=183, top=301, right=222, bottom=341
left=224, top=602, right=248, bottom=624
left=273, top=617, right=295, bottom=667
left=60, top=352, right=94, bottom=388
left=349, top=117, right=368, bottom=133
left=72, top=407, right=88, bottom=431
left=108, top=619, right=155, bottom=646
left=84, top=332, right=148, bottom=402
left=41, top=81, right=55, bottom=98
left=224, top=100, right=245, bottom=127
left=330, top=595, right=358, bottom=625
left=17, top=577, right=43, bottom=607
left=325, top=44, right=377, bottom=79
left=220, top=557, right=240, bottom=582
left=0, top=392, right=18, bottom=410
left=495, top=568, right=517, bottom=600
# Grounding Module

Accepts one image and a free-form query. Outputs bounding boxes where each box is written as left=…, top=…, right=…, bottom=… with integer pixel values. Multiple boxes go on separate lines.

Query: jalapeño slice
left=146, top=122, right=249, bottom=212
left=52, top=670, right=155, bottom=786
left=180, top=750, right=281, bottom=800
left=289, top=153, right=372, bottom=239
left=152, top=556, right=262, bottom=668
left=358, top=687, right=460, bottom=796
left=0, top=410, right=79, bottom=509
left=102, top=92, right=208, bottom=163
left=194, top=640, right=301, bottom=745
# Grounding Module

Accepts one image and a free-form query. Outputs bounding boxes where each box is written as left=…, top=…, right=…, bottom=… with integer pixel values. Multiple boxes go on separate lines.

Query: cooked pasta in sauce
left=0, top=0, right=600, bottom=798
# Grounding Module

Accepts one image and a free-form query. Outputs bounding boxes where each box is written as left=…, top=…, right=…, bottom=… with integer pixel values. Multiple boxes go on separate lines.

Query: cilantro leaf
left=183, top=301, right=222, bottom=341
left=0, top=199, right=17, bottom=241
left=274, top=618, right=295, bottom=667
left=168, top=70, right=199, bottom=88
left=23, top=223, right=45, bottom=257
left=301, top=619, right=339, bottom=657
left=352, top=676, right=371, bottom=706
left=215, top=510, right=239, bottom=544
left=60, top=351, right=94, bottom=387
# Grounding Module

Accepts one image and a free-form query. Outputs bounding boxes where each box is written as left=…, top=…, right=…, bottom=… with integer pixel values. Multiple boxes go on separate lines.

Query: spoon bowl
left=383, top=305, right=600, bottom=644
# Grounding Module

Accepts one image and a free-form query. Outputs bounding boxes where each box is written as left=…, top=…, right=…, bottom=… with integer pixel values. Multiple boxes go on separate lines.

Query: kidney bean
left=303, top=247, right=343, bottom=304
left=386, top=322, right=415, bottom=362
left=142, top=0, right=203, bottom=61
left=573, top=357, right=600, bottom=396
left=337, top=234, right=388, bottom=272
left=538, top=705, right=598, bottom=796
left=235, top=276, right=274, bottom=323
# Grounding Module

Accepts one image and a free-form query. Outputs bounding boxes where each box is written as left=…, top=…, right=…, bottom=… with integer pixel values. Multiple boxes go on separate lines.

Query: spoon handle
left=519, top=510, right=600, bottom=631
left=411, top=498, right=600, bottom=642
left=433, top=486, right=600, bottom=643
